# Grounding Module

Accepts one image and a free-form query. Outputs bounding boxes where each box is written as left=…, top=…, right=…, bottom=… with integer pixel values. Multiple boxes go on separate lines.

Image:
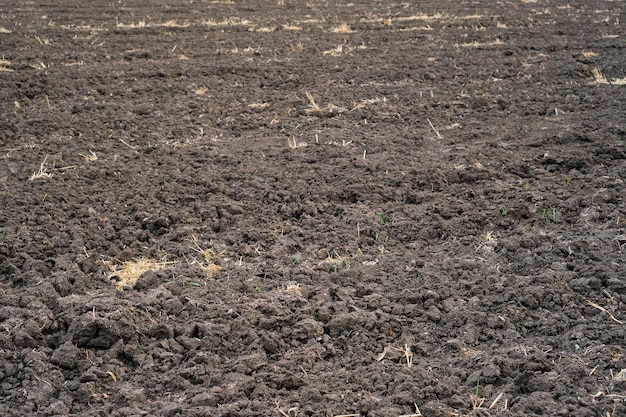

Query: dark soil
left=1, top=1, right=625, bottom=416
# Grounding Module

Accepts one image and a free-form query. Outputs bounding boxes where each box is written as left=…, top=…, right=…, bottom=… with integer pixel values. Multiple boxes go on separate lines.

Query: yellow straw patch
left=107, top=258, right=168, bottom=290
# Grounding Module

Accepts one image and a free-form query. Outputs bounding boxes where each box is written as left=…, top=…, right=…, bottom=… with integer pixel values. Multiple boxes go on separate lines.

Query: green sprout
left=1, top=230, right=5, bottom=240
left=293, top=254, right=302, bottom=264
left=475, top=379, right=480, bottom=397
left=186, top=281, right=201, bottom=287
left=565, top=178, right=571, bottom=187
left=255, top=285, right=261, bottom=293
left=552, top=207, right=557, bottom=222
left=344, top=259, right=350, bottom=270
left=377, top=212, right=385, bottom=225
left=500, top=205, right=508, bottom=216
left=524, top=182, right=530, bottom=190
left=542, top=208, right=547, bottom=219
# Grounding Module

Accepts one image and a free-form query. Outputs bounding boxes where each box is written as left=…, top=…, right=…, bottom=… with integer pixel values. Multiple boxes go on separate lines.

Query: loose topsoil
left=1, top=1, right=625, bottom=416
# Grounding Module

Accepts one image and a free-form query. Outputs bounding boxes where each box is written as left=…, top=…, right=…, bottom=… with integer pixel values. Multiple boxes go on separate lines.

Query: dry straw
left=107, top=258, right=169, bottom=290
left=29, top=156, right=54, bottom=181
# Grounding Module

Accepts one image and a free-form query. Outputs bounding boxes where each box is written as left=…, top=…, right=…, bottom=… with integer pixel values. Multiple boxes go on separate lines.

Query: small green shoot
left=186, top=281, right=201, bottom=287
left=524, top=182, right=530, bottom=190
left=552, top=207, right=557, bottom=222
left=1, top=230, right=4, bottom=240
left=375, top=231, right=380, bottom=241
left=565, top=178, right=571, bottom=187
left=255, top=285, right=261, bottom=293
left=293, top=254, right=302, bottom=264
left=384, top=234, right=389, bottom=243
left=137, top=342, right=143, bottom=351
left=252, top=268, right=257, bottom=276
left=344, top=259, right=350, bottom=270
left=377, top=212, right=385, bottom=225
left=542, top=208, right=547, bottom=219
left=475, top=379, right=480, bottom=397
left=500, top=205, right=508, bottom=217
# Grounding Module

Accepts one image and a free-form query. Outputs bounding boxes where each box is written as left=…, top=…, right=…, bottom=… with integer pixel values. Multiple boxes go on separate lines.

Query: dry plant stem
left=188, top=235, right=223, bottom=278
left=427, top=118, right=442, bottom=139
left=376, top=344, right=413, bottom=368
left=79, top=150, right=97, bottom=161
left=399, top=403, right=423, bottom=417
left=305, top=91, right=323, bottom=114
left=29, top=156, right=53, bottom=181
left=489, top=392, right=504, bottom=409
left=106, top=371, right=117, bottom=383
left=288, top=136, right=307, bottom=148
left=614, top=369, right=626, bottom=381
left=284, top=283, right=302, bottom=296
left=592, top=67, right=608, bottom=84
left=330, top=22, right=353, bottom=33
left=119, top=138, right=137, bottom=149
left=274, top=400, right=298, bottom=417
left=587, top=300, right=624, bottom=324
left=471, top=396, right=486, bottom=409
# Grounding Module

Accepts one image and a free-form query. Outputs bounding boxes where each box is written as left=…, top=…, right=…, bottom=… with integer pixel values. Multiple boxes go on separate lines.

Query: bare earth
left=1, top=1, right=625, bottom=416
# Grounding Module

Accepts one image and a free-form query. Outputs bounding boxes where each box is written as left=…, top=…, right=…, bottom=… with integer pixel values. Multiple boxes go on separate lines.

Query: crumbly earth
left=1, top=1, right=625, bottom=416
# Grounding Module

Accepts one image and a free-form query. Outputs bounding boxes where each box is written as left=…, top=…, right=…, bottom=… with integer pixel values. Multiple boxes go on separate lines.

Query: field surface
left=1, top=1, right=625, bottom=416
